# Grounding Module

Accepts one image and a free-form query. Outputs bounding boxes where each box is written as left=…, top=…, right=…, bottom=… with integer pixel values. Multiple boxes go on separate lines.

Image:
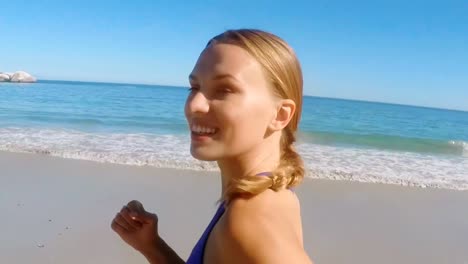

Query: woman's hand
left=111, top=200, right=160, bottom=255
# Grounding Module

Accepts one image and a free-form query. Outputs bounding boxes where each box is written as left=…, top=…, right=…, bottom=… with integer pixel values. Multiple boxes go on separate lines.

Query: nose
left=185, top=91, right=210, bottom=116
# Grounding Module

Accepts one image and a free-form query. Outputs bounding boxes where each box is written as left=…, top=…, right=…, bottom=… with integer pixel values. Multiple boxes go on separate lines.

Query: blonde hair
left=208, top=29, right=305, bottom=203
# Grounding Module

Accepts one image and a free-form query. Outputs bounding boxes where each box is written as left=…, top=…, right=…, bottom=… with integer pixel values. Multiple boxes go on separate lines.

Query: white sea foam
left=1, top=127, right=467, bottom=190
left=297, top=143, right=468, bottom=190
left=0, top=127, right=219, bottom=171
left=449, top=140, right=468, bottom=157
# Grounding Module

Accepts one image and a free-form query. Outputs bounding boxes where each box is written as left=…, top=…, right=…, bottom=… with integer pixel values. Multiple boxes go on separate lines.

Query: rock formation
left=0, top=73, right=11, bottom=82
left=0, top=71, right=36, bottom=83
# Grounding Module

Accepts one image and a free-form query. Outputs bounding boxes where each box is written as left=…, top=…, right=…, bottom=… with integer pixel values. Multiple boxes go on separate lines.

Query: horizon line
left=36, top=79, right=468, bottom=113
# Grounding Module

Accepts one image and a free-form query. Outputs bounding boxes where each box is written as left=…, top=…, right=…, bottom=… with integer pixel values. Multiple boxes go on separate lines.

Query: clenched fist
left=111, top=200, right=160, bottom=254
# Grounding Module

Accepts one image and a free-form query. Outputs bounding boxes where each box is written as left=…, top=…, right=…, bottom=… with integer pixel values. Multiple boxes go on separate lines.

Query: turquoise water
left=1, top=80, right=467, bottom=189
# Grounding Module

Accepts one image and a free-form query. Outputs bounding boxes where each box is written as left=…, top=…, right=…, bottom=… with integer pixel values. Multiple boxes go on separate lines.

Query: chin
left=190, top=148, right=219, bottom=161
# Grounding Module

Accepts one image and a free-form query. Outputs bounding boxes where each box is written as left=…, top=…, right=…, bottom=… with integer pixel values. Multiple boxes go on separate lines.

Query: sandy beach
left=1, top=151, right=467, bottom=264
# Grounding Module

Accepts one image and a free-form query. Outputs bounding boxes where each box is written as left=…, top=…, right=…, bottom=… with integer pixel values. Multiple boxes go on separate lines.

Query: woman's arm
left=111, top=200, right=185, bottom=264
left=140, top=238, right=185, bottom=264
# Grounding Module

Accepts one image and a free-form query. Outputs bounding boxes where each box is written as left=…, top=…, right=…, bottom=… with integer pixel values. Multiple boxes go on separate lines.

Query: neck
left=217, top=135, right=281, bottom=196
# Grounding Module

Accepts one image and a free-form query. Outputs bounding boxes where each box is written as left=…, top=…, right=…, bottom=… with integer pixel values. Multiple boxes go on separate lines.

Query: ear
left=269, top=99, right=296, bottom=131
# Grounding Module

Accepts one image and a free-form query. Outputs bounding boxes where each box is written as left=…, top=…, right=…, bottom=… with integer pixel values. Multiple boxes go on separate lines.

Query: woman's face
left=185, top=43, right=278, bottom=161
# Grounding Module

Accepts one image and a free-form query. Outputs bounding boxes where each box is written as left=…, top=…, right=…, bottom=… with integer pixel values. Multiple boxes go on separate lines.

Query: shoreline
left=1, top=151, right=468, bottom=263
left=1, top=144, right=467, bottom=192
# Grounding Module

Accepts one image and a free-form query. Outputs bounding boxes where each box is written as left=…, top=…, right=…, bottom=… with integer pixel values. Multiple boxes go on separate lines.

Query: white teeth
left=192, top=124, right=216, bottom=134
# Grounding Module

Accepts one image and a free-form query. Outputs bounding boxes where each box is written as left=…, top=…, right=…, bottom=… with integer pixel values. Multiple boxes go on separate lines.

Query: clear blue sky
left=1, top=0, right=467, bottom=111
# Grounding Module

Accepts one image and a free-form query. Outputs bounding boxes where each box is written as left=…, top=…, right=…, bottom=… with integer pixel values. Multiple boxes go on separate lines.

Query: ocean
left=1, top=80, right=467, bottom=190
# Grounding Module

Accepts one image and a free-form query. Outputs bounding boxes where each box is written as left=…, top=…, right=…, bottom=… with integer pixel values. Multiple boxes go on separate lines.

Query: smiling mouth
left=191, top=129, right=218, bottom=136
left=190, top=123, right=219, bottom=136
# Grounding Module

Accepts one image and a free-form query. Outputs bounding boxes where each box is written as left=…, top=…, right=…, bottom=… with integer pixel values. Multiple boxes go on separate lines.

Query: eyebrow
left=189, top=73, right=239, bottom=83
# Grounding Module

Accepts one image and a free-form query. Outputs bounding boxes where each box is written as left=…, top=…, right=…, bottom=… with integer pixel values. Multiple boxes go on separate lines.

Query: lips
left=190, top=122, right=218, bottom=134
left=191, top=125, right=217, bottom=134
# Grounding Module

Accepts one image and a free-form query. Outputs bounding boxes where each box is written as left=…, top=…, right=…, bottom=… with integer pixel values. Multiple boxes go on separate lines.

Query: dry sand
left=1, top=151, right=467, bottom=263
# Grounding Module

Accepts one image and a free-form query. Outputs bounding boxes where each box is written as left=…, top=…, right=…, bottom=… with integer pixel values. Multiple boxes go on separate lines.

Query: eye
left=216, top=87, right=233, bottom=94
left=188, top=87, right=199, bottom=93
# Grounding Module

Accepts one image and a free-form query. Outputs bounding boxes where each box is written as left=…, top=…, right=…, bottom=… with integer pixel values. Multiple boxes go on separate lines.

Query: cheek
left=183, top=96, right=191, bottom=120
left=220, top=99, right=271, bottom=151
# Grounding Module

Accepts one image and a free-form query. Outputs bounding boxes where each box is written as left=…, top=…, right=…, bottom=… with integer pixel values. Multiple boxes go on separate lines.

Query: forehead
left=190, top=43, right=265, bottom=83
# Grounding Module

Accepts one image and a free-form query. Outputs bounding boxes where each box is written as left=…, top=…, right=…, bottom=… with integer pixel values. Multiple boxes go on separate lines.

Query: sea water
left=1, top=80, right=467, bottom=189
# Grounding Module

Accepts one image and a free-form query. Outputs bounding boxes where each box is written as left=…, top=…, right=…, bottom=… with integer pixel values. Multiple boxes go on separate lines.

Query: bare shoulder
left=228, top=188, right=300, bottom=224
left=215, top=189, right=312, bottom=264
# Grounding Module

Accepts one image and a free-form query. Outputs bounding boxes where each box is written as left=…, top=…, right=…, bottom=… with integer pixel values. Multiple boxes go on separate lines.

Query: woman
left=111, top=29, right=313, bottom=264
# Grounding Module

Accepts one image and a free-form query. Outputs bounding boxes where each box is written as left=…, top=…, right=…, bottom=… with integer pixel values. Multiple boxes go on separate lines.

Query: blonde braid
left=222, top=127, right=304, bottom=203
left=270, top=127, right=304, bottom=190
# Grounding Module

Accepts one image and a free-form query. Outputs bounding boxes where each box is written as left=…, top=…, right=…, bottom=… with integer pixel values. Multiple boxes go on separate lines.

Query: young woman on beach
left=111, top=29, right=313, bottom=264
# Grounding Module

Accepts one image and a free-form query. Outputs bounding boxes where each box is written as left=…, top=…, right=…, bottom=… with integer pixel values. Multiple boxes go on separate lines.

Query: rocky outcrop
left=0, top=71, right=36, bottom=83
left=0, top=73, right=11, bottom=82
left=10, top=71, right=37, bottom=83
